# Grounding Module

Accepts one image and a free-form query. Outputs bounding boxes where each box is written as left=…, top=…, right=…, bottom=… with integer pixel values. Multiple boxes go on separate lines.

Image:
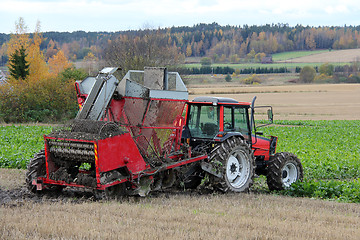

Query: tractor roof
left=191, top=96, right=251, bottom=106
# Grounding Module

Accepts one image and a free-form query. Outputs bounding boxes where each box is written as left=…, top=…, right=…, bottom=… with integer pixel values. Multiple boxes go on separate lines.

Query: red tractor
left=181, top=96, right=303, bottom=192
left=26, top=67, right=303, bottom=197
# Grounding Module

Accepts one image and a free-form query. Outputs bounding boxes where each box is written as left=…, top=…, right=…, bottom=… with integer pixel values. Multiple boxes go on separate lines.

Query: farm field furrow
left=189, top=83, right=360, bottom=120
left=1, top=184, right=360, bottom=240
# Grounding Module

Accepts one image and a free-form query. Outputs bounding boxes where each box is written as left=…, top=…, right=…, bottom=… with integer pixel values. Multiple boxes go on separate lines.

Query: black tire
left=209, top=137, right=255, bottom=192
left=26, top=150, right=46, bottom=193
left=266, top=152, right=303, bottom=191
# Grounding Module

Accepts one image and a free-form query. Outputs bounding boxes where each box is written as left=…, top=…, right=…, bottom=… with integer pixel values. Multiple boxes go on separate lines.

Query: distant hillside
left=2, top=23, right=360, bottom=66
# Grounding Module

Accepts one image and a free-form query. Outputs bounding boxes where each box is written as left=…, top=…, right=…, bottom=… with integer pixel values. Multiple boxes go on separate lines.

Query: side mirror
left=253, top=105, right=274, bottom=128
left=267, top=108, right=273, bottom=123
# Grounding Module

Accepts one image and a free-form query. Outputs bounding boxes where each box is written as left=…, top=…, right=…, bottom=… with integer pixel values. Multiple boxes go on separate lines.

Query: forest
left=2, top=22, right=360, bottom=66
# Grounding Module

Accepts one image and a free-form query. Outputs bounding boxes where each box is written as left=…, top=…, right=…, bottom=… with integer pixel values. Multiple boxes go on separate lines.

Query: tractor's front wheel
left=266, top=152, right=303, bottom=191
left=209, top=137, right=255, bottom=192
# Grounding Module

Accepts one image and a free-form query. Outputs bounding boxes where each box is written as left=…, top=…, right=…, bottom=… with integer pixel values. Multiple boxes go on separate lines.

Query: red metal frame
left=36, top=91, right=207, bottom=191
left=40, top=130, right=207, bottom=190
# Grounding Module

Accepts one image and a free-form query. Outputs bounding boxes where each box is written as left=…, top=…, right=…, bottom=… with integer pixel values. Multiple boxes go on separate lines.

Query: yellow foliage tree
left=6, top=17, right=29, bottom=58
left=83, top=51, right=97, bottom=75
left=186, top=43, right=192, bottom=57
left=26, top=21, right=50, bottom=82
left=48, top=50, right=72, bottom=76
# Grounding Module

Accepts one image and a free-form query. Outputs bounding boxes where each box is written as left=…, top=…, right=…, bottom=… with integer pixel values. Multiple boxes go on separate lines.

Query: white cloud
left=325, top=5, right=350, bottom=14
left=1, top=0, right=360, bottom=33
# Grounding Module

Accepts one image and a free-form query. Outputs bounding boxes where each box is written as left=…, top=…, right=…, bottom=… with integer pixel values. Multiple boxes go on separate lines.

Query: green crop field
left=261, top=120, right=360, bottom=202
left=0, top=125, right=52, bottom=169
left=271, top=50, right=329, bottom=61
left=1, top=121, right=360, bottom=202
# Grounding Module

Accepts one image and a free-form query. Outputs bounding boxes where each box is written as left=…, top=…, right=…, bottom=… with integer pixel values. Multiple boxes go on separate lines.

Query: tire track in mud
left=0, top=186, right=99, bottom=206
left=0, top=185, right=207, bottom=206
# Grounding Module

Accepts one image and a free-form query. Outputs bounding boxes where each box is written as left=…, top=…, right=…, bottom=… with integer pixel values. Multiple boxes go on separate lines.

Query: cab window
left=187, top=105, right=219, bottom=138
left=223, top=106, right=249, bottom=135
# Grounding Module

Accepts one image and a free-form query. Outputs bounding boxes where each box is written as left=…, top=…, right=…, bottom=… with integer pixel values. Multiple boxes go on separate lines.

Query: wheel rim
left=226, top=152, right=250, bottom=189
left=281, top=162, right=298, bottom=187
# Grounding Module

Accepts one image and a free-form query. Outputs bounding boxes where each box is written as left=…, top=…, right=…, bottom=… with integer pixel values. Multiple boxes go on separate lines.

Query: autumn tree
left=83, top=51, right=98, bottom=75
left=246, top=49, right=256, bottom=61
left=306, top=33, right=316, bottom=50
left=211, top=53, right=219, bottom=63
left=319, top=63, right=334, bottom=76
left=26, top=21, right=49, bottom=81
left=186, top=43, right=192, bottom=57
left=104, top=29, right=184, bottom=76
left=48, top=50, right=72, bottom=75
left=300, top=66, right=316, bottom=83
left=45, top=39, right=58, bottom=59
left=255, top=52, right=266, bottom=62
left=200, top=57, right=211, bottom=66
left=6, top=17, right=29, bottom=58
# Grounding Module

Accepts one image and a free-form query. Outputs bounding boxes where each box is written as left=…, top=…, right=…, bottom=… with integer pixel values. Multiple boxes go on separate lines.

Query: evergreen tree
left=225, top=73, right=232, bottom=82
left=8, top=45, right=29, bottom=80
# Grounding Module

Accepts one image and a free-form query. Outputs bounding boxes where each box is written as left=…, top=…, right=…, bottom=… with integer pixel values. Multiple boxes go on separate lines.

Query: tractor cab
left=185, top=96, right=251, bottom=139
left=183, top=97, right=252, bottom=144
left=183, top=96, right=278, bottom=173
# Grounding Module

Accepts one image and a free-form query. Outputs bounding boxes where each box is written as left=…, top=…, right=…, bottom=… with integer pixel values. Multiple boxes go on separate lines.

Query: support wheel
left=266, top=152, right=303, bottom=191
left=26, top=150, right=46, bottom=193
left=104, top=183, right=126, bottom=200
left=209, top=137, right=255, bottom=192
left=182, top=163, right=203, bottom=189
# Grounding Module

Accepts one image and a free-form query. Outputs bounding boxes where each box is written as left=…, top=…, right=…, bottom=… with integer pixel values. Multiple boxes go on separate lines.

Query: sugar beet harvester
left=26, top=67, right=303, bottom=198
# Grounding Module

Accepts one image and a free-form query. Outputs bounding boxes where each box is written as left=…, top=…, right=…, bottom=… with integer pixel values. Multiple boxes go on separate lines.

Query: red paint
left=97, top=133, right=147, bottom=173
left=252, top=136, right=271, bottom=161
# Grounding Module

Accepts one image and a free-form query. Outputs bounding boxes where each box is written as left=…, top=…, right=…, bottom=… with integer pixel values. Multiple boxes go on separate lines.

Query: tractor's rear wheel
left=209, top=137, right=255, bottom=192
left=266, top=152, right=303, bottom=190
left=26, top=150, right=46, bottom=193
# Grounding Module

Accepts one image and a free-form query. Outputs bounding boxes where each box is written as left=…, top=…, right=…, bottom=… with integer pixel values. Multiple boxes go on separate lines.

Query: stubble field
left=1, top=83, right=360, bottom=239
left=189, top=83, right=360, bottom=120
left=1, top=169, right=360, bottom=240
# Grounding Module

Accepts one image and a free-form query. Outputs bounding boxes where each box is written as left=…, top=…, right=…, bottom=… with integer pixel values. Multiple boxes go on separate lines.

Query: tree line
left=3, top=22, right=360, bottom=66
left=172, top=66, right=290, bottom=75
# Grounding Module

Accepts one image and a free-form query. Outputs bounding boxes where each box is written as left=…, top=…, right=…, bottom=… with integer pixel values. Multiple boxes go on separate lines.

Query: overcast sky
left=1, top=0, right=360, bottom=33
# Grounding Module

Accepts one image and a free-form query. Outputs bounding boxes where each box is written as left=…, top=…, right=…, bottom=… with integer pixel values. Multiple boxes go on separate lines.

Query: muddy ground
left=0, top=168, right=216, bottom=206
left=0, top=185, right=99, bottom=206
